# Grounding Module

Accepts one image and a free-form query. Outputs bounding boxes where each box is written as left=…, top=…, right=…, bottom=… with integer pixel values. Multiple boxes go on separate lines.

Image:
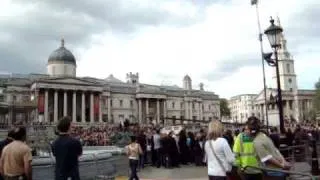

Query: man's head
left=246, top=116, right=261, bottom=136
left=13, top=126, right=27, bottom=141
left=7, top=129, right=15, bottom=140
left=57, top=116, right=72, bottom=134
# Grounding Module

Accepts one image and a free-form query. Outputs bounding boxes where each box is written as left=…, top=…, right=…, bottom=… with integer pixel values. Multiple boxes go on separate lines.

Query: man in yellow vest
left=233, top=117, right=263, bottom=180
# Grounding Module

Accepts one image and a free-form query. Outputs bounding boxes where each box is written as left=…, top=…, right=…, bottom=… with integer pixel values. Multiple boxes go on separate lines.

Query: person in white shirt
left=205, top=120, right=235, bottom=180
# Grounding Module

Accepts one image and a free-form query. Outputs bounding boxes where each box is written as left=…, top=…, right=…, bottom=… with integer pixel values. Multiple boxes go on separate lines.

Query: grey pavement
left=139, top=165, right=207, bottom=180
left=136, top=162, right=313, bottom=180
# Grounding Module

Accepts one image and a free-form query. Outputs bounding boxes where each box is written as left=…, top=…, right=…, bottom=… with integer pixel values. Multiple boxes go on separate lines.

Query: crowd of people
left=0, top=116, right=319, bottom=180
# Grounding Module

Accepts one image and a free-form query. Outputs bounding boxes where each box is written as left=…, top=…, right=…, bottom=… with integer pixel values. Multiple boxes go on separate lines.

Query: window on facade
left=192, top=102, right=195, bottom=109
left=180, top=102, right=183, bottom=109
left=290, top=88, right=293, bottom=92
left=172, top=102, right=175, bottom=109
left=202, top=104, right=204, bottom=110
left=289, top=100, right=293, bottom=110
left=110, top=100, right=113, bottom=107
left=208, top=105, right=211, bottom=110
left=286, top=64, right=290, bottom=73
left=288, top=78, right=292, bottom=83
left=130, top=100, right=133, bottom=108
left=119, top=100, right=123, bottom=107
left=209, top=117, right=212, bottom=121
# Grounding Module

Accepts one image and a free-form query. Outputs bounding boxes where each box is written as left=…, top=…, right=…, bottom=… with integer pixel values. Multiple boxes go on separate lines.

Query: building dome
left=47, top=39, right=77, bottom=77
left=183, top=75, right=191, bottom=81
left=48, top=39, right=76, bottom=65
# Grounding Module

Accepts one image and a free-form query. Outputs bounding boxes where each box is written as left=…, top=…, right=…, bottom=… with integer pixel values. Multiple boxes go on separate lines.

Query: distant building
left=228, top=94, right=257, bottom=124
left=0, top=39, right=220, bottom=126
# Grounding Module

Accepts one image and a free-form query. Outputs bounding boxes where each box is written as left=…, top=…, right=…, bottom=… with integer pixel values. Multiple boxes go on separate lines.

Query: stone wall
left=33, top=147, right=128, bottom=180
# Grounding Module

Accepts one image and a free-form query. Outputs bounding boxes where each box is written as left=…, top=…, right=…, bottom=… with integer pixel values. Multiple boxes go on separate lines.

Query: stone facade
left=0, top=40, right=220, bottom=125
left=228, top=94, right=257, bottom=124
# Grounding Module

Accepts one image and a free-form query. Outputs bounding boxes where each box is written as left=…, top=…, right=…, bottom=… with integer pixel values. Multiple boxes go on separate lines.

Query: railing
left=243, top=165, right=316, bottom=180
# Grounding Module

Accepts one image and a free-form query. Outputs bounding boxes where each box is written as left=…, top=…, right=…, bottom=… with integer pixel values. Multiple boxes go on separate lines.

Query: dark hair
left=7, top=129, right=15, bottom=139
left=246, top=116, right=261, bottom=135
left=57, top=116, right=72, bottom=133
left=13, top=127, right=26, bottom=141
left=130, top=135, right=136, bottom=142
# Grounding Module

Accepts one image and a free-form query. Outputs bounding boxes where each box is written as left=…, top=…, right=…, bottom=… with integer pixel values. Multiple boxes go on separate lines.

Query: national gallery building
left=0, top=39, right=220, bottom=125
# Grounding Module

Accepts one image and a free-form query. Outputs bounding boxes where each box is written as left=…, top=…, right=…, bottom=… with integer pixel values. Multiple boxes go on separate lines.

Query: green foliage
left=220, top=98, right=231, bottom=117
left=314, top=78, right=320, bottom=111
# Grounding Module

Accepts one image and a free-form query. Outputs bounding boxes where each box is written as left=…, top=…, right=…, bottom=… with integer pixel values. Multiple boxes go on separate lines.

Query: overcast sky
left=0, top=0, right=319, bottom=98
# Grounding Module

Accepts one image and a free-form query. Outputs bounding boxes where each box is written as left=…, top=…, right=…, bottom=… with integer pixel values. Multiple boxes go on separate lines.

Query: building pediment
left=254, top=88, right=277, bottom=102
left=36, top=77, right=101, bottom=86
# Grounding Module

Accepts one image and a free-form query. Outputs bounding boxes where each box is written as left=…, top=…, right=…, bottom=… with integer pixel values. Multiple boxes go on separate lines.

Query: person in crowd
left=178, top=130, right=189, bottom=165
left=151, top=129, right=161, bottom=168
left=205, top=120, right=235, bottom=180
left=269, top=127, right=280, bottom=149
left=194, top=132, right=204, bottom=166
left=249, top=117, right=292, bottom=180
left=0, top=127, right=32, bottom=180
left=234, top=121, right=262, bottom=180
left=187, top=132, right=195, bottom=164
left=126, top=135, right=142, bottom=180
left=168, top=131, right=180, bottom=168
left=52, top=116, right=83, bottom=180
left=285, top=128, right=294, bottom=146
left=223, top=129, right=234, bottom=149
left=137, top=130, right=147, bottom=169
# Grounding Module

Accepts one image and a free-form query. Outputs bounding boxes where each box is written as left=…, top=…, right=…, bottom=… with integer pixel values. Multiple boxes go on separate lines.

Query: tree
left=314, top=78, right=320, bottom=111
left=220, top=98, right=231, bottom=118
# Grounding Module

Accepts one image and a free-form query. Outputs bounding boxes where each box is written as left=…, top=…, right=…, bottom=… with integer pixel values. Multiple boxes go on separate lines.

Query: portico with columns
left=31, top=78, right=104, bottom=123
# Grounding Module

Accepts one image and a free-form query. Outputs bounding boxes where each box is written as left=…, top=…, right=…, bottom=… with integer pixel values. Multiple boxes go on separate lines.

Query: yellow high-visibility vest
left=233, top=133, right=261, bottom=174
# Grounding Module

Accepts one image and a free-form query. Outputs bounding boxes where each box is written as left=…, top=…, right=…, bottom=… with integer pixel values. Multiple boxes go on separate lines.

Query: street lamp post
left=263, top=17, right=285, bottom=134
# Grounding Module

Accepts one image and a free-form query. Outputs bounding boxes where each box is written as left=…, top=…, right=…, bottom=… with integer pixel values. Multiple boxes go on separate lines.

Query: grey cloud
left=203, top=54, right=260, bottom=81
left=0, top=0, right=208, bottom=74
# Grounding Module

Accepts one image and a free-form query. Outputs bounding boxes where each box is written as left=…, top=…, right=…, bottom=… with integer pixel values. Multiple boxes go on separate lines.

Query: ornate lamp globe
left=264, top=17, right=283, bottom=48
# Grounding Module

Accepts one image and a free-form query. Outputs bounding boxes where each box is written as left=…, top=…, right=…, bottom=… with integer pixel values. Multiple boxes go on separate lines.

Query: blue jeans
left=265, top=171, right=286, bottom=180
left=139, top=153, right=145, bottom=168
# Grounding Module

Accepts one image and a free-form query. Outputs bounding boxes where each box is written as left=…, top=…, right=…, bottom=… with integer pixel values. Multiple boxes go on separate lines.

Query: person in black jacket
left=52, top=117, right=82, bottom=180
left=137, top=130, right=147, bottom=169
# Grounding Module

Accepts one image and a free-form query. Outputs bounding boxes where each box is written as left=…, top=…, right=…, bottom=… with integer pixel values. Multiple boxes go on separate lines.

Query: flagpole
left=253, top=1, right=269, bottom=130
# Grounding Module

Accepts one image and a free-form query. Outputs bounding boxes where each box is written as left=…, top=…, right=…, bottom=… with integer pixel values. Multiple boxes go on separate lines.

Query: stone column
left=99, top=94, right=102, bottom=122
left=138, top=99, right=142, bottom=124
left=81, top=92, right=85, bottom=123
left=156, top=100, right=160, bottom=123
left=44, top=90, right=49, bottom=122
left=54, top=90, right=58, bottom=123
left=185, top=101, right=188, bottom=120
left=72, top=91, right=77, bottom=122
left=90, top=93, right=94, bottom=123
left=199, top=102, right=203, bottom=121
left=189, top=101, right=193, bottom=120
left=63, top=91, right=67, bottom=116
left=145, top=99, right=149, bottom=123
left=163, top=100, right=167, bottom=125
left=285, top=100, right=290, bottom=117
left=107, top=97, right=111, bottom=122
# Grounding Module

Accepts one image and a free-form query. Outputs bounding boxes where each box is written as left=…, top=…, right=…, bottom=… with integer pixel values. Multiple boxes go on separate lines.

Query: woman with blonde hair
left=205, top=120, right=235, bottom=180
